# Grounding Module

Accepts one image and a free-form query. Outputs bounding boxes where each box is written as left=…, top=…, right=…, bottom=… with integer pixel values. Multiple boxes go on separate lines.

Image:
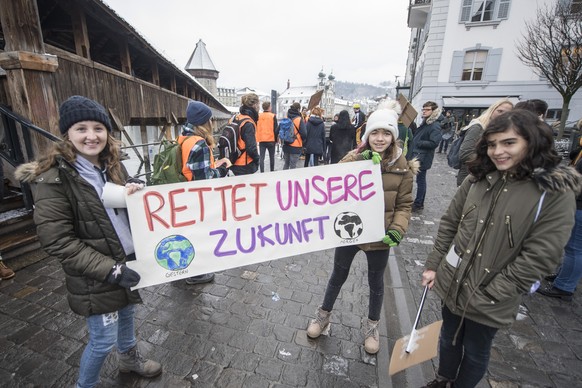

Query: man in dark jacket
left=410, top=101, right=442, bottom=211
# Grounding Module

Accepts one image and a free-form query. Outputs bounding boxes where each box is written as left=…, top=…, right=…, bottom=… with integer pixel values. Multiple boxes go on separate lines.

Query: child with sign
left=15, top=96, right=162, bottom=388
left=306, top=100, right=419, bottom=354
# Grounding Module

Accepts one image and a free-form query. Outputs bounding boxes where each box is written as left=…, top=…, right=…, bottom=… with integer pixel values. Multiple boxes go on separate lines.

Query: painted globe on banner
left=154, top=235, right=195, bottom=270
left=333, top=212, right=364, bottom=239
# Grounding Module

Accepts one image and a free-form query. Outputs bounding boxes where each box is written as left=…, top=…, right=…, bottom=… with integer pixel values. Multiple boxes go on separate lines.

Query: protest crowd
left=2, top=92, right=582, bottom=388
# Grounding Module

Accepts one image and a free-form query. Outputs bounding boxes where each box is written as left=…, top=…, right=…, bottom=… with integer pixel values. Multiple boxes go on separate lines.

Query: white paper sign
left=126, top=161, right=385, bottom=289
left=101, top=182, right=127, bottom=208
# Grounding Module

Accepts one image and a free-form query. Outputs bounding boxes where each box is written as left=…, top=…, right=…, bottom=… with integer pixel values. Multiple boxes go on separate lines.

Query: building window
left=462, top=50, right=488, bottom=81
left=460, top=0, right=511, bottom=23
left=450, top=47, right=503, bottom=83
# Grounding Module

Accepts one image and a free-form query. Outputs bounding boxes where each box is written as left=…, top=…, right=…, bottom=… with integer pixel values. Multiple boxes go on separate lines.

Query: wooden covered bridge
left=0, top=0, right=232, bottom=268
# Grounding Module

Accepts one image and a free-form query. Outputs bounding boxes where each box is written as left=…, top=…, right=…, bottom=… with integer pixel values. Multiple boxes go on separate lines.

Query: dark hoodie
left=304, top=115, right=326, bottom=156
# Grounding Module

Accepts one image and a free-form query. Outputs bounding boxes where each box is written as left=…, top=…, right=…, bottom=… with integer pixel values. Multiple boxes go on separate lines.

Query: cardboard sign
left=389, top=320, right=443, bottom=376
left=125, top=161, right=385, bottom=289
left=398, top=94, right=418, bottom=128
left=308, top=90, right=324, bottom=111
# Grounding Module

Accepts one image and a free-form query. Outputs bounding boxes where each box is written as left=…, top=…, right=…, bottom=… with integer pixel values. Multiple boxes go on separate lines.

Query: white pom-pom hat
left=361, top=99, right=402, bottom=144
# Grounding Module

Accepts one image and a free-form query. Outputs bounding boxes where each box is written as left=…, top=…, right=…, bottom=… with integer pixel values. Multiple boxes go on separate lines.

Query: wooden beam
left=0, top=0, right=45, bottom=52
left=70, top=3, right=91, bottom=59
left=0, top=51, right=58, bottom=72
left=151, top=61, right=159, bottom=86
left=119, top=38, right=132, bottom=75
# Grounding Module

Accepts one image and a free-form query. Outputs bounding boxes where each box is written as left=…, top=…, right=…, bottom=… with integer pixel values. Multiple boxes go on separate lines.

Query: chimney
left=287, top=79, right=290, bottom=89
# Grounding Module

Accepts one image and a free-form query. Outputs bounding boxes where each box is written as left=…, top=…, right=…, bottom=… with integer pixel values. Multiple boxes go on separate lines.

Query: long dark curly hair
left=468, top=109, right=560, bottom=181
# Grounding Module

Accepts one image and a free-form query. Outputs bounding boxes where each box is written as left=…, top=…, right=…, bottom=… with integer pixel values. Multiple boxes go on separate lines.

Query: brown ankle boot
left=306, top=307, right=331, bottom=338
left=0, top=261, right=15, bottom=280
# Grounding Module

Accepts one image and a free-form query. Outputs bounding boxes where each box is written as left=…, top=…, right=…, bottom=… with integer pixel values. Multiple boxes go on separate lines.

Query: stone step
left=0, top=208, right=34, bottom=236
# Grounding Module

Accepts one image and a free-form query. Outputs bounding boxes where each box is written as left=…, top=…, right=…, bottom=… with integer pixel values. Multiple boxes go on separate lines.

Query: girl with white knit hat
left=306, top=100, right=419, bottom=354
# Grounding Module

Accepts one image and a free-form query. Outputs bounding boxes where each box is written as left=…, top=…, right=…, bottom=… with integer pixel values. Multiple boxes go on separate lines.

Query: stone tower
left=185, top=39, right=219, bottom=96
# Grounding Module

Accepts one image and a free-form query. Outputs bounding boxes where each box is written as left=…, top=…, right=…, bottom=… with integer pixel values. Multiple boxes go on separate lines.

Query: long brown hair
left=36, top=134, right=127, bottom=185
left=191, top=121, right=216, bottom=149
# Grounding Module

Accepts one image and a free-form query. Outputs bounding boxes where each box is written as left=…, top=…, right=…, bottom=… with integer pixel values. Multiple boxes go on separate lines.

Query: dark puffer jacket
left=411, top=108, right=442, bottom=170
left=16, top=158, right=141, bottom=317
left=304, top=115, right=326, bottom=156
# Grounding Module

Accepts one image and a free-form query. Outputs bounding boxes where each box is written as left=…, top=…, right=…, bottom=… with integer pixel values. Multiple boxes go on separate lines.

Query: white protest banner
left=125, top=160, right=385, bottom=289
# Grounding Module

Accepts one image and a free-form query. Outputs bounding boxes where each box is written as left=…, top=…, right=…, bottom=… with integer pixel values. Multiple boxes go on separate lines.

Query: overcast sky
left=102, top=0, right=411, bottom=94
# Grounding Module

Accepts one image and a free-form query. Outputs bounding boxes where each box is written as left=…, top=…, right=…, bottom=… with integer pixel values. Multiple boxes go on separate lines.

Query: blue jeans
left=77, top=304, right=137, bottom=388
left=283, top=152, right=300, bottom=170
left=414, top=169, right=427, bottom=207
left=554, top=209, right=582, bottom=293
left=259, top=142, right=276, bottom=172
left=322, top=245, right=389, bottom=321
left=438, top=305, right=498, bottom=388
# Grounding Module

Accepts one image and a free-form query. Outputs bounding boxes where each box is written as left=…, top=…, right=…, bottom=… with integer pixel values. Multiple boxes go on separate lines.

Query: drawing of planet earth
left=154, top=235, right=195, bottom=270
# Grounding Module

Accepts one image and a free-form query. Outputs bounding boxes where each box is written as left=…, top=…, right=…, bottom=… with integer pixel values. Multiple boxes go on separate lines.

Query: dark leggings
left=321, top=245, right=389, bottom=321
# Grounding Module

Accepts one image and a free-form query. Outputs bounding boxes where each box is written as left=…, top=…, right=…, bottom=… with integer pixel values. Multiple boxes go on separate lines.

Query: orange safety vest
left=233, top=114, right=255, bottom=166
left=178, top=135, right=215, bottom=181
left=288, top=116, right=303, bottom=148
left=256, top=112, right=276, bottom=142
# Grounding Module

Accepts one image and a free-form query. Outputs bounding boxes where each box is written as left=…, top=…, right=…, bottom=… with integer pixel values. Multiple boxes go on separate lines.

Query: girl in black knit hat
left=16, top=95, right=162, bottom=388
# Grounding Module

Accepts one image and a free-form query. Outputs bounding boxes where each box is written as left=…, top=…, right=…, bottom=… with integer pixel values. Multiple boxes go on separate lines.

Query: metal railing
left=0, top=104, right=61, bottom=209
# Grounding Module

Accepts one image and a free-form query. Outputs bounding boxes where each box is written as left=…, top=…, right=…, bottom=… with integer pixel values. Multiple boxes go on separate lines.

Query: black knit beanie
left=59, top=95, right=112, bottom=134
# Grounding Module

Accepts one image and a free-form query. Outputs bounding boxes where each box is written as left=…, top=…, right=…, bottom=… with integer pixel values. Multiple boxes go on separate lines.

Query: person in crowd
left=456, top=99, right=514, bottom=186
left=437, top=110, right=455, bottom=154
left=0, top=251, right=15, bottom=280
left=410, top=101, right=443, bottom=211
left=303, top=106, right=326, bottom=167
left=282, top=102, right=307, bottom=170
left=230, top=93, right=260, bottom=176
left=306, top=101, right=419, bottom=354
left=15, top=95, right=162, bottom=388
left=397, top=120, right=414, bottom=160
left=514, top=99, right=548, bottom=121
left=537, top=135, right=582, bottom=301
left=329, top=110, right=356, bottom=164
left=256, top=101, right=278, bottom=172
left=179, top=101, right=232, bottom=285
left=352, top=103, right=366, bottom=129
left=420, top=109, right=581, bottom=388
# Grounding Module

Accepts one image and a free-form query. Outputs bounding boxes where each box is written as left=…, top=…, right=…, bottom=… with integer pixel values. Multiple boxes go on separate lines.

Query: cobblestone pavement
left=1, top=151, right=581, bottom=387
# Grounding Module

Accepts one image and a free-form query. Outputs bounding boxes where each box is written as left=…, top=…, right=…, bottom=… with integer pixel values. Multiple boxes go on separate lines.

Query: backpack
left=150, top=138, right=188, bottom=185
left=218, top=115, right=251, bottom=164
left=278, top=117, right=297, bottom=144
left=447, top=130, right=467, bottom=169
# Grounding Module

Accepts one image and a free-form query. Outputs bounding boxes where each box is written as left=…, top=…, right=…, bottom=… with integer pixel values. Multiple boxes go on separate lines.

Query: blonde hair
left=241, top=93, right=259, bottom=108
left=311, top=106, right=323, bottom=117
left=36, top=134, right=126, bottom=185
left=476, top=98, right=514, bottom=128
left=191, top=121, right=216, bottom=149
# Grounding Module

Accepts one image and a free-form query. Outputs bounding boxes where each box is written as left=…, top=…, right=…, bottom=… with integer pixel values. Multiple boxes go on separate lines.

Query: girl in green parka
left=421, top=109, right=582, bottom=388
left=15, top=96, right=162, bottom=388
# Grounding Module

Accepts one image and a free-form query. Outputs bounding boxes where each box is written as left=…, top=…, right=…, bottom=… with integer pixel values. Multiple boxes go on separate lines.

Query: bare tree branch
left=516, top=2, right=582, bottom=139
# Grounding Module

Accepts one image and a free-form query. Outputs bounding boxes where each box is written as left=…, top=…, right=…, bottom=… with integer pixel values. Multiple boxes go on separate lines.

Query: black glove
left=106, top=263, right=140, bottom=288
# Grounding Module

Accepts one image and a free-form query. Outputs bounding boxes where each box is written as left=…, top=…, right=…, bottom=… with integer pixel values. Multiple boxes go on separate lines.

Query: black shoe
left=421, top=378, right=452, bottom=388
left=544, top=273, right=558, bottom=282
left=412, top=204, right=424, bottom=212
left=537, top=284, right=573, bottom=301
left=185, top=273, right=215, bottom=285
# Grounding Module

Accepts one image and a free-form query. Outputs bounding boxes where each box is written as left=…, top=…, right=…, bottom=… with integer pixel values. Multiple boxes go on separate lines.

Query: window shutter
left=497, top=0, right=511, bottom=19
left=483, top=48, right=503, bottom=81
left=450, top=51, right=465, bottom=82
left=460, top=0, right=473, bottom=22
